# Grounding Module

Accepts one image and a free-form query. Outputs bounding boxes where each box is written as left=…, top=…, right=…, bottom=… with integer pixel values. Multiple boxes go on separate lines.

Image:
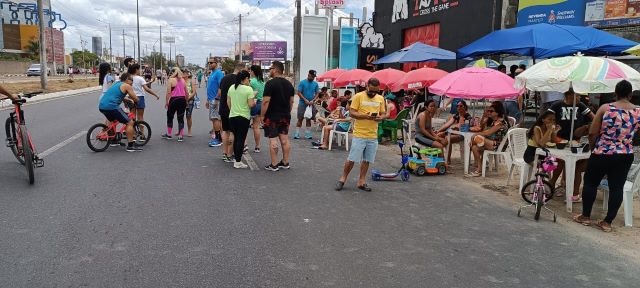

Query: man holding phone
left=335, top=78, right=387, bottom=192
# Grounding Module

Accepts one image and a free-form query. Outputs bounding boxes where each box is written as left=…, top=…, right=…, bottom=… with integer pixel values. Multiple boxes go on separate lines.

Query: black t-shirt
left=219, top=74, right=236, bottom=114
left=549, top=101, right=592, bottom=140
left=263, top=77, right=294, bottom=120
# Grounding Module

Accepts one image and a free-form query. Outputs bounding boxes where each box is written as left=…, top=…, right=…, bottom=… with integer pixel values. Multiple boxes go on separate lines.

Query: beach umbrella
left=317, top=68, right=347, bottom=82
left=373, top=42, right=456, bottom=64
left=369, top=68, right=406, bottom=89
left=429, top=67, right=523, bottom=100
left=465, top=58, right=501, bottom=69
left=391, top=67, right=449, bottom=91
left=515, top=56, right=640, bottom=142
left=623, top=44, right=640, bottom=55
left=332, top=69, right=373, bottom=88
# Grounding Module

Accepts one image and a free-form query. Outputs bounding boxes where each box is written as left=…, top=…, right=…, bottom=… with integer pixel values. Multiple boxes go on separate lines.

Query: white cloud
left=49, top=0, right=374, bottom=66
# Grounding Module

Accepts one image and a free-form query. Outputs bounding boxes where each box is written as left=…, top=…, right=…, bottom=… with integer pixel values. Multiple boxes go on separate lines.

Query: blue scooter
left=371, top=141, right=410, bottom=182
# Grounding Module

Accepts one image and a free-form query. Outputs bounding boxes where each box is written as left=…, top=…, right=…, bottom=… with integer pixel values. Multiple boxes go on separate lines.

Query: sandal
left=465, top=170, right=481, bottom=177
left=357, top=183, right=372, bottom=192
left=573, top=214, right=591, bottom=226
left=335, top=181, right=345, bottom=191
left=595, top=220, right=612, bottom=232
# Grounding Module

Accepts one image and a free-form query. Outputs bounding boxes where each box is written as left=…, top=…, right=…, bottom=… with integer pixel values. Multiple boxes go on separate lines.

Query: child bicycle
left=518, top=147, right=558, bottom=222
left=4, top=91, right=43, bottom=184
left=86, top=103, right=151, bottom=152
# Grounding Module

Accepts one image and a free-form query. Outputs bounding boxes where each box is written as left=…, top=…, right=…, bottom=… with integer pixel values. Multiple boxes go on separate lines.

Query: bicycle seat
left=12, top=99, right=27, bottom=104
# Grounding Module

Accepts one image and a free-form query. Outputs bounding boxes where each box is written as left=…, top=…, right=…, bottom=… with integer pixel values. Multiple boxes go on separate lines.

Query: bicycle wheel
left=134, top=121, right=151, bottom=146
left=20, top=126, right=34, bottom=185
left=5, top=117, right=24, bottom=164
left=521, top=179, right=554, bottom=204
left=86, top=123, right=111, bottom=152
left=534, top=185, right=544, bottom=220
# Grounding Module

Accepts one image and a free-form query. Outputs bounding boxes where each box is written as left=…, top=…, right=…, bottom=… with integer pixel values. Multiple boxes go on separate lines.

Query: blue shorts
left=347, top=137, right=378, bottom=163
left=137, top=96, right=146, bottom=109
left=100, top=108, right=130, bottom=124
left=251, top=100, right=262, bottom=117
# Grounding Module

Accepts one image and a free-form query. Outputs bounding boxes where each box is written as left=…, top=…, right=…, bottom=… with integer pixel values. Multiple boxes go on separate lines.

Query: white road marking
left=39, top=131, right=86, bottom=158
left=243, top=153, right=259, bottom=171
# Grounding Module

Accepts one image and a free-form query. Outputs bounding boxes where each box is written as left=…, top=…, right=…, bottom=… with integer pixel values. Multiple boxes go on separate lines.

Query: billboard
left=234, top=42, right=252, bottom=61
left=45, top=28, right=65, bottom=64
left=250, top=41, right=287, bottom=61
left=300, top=15, right=328, bottom=85
left=317, top=0, right=345, bottom=9
left=585, top=0, right=640, bottom=27
left=517, top=0, right=586, bottom=26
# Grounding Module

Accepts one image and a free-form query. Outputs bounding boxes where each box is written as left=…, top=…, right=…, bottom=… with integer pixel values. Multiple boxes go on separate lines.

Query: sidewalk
left=0, top=85, right=100, bottom=110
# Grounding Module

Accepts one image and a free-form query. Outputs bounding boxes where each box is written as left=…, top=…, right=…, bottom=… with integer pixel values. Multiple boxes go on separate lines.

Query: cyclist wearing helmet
left=98, top=73, right=142, bottom=152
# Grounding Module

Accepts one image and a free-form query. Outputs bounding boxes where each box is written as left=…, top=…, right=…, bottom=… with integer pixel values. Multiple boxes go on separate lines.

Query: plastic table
left=447, top=130, right=476, bottom=174
left=534, top=147, right=590, bottom=213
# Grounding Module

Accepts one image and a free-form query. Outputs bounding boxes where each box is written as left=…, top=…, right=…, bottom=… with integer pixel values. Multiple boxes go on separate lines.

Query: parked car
left=26, top=64, right=51, bottom=76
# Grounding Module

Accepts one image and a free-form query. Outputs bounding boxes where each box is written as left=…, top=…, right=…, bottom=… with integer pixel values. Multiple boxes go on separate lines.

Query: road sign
left=317, top=0, right=345, bottom=9
left=163, top=36, right=175, bottom=43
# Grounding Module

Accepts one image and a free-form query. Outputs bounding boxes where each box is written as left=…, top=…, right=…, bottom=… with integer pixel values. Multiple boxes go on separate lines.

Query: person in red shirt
left=327, top=89, right=339, bottom=112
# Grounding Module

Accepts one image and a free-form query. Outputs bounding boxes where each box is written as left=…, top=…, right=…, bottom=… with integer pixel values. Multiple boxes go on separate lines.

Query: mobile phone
left=370, top=112, right=378, bottom=117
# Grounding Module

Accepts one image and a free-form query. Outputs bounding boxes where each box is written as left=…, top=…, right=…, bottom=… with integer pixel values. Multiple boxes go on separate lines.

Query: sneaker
left=161, top=134, right=173, bottom=140
left=243, top=145, right=249, bottom=154
left=305, top=131, right=312, bottom=139
left=293, top=131, right=300, bottom=139
left=177, top=136, right=184, bottom=142
left=209, top=139, right=222, bottom=147
left=311, top=141, right=321, bottom=147
left=110, top=141, right=125, bottom=147
left=234, top=161, right=249, bottom=169
left=223, top=155, right=235, bottom=163
left=277, top=161, right=290, bottom=169
left=264, top=164, right=280, bottom=171
left=254, top=147, right=261, bottom=153
left=126, top=145, right=143, bottom=152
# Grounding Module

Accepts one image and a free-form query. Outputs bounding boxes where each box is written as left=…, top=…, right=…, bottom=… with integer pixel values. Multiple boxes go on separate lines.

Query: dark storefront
left=371, top=0, right=503, bottom=71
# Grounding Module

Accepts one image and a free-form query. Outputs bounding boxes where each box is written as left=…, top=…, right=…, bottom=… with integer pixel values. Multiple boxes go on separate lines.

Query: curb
left=0, top=86, right=101, bottom=110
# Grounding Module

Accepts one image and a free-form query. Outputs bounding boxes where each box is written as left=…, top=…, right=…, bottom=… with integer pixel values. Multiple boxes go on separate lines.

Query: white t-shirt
left=102, top=74, right=114, bottom=93
left=132, top=75, right=147, bottom=97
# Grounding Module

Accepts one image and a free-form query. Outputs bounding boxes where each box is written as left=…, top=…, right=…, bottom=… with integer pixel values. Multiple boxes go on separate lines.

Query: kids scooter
left=371, top=141, right=410, bottom=182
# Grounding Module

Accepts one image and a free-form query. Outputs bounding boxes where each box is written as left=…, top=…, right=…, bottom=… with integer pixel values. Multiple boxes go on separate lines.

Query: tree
left=141, top=52, right=168, bottom=70
left=221, top=58, right=239, bottom=74
left=71, top=50, right=100, bottom=68
left=25, top=39, right=39, bottom=61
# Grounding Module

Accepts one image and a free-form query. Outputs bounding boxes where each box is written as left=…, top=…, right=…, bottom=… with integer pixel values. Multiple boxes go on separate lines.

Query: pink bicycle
left=518, top=148, right=558, bottom=222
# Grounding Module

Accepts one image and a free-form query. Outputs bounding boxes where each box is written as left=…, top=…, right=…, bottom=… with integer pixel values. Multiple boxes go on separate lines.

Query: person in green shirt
left=249, top=65, right=266, bottom=153
left=227, top=70, right=256, bottom=169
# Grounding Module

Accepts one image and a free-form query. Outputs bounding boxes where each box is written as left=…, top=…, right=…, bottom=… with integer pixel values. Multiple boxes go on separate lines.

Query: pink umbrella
left=317, top=68, right=347, bottom=82
left=429, top=67, right=524, bottom=99
left=333, top=69, right=373, bottom=88
left=369, top=68, right=406, bottom=89
left=392, top=68, right=449, bottom=91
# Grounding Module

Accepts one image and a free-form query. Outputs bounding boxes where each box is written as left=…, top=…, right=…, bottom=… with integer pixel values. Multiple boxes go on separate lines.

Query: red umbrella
left=333, top=69, right=373, bottom=88
left=317, top=68, right=347, bottom=82
left=369, top=68, right=406, bottom=89
left=392, top=68, right=449, bottom=91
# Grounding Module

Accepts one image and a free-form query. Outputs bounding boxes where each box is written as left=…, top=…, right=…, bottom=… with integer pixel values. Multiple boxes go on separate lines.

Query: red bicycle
left=86, top=104, right=151, bottom=152
left=4, top=92, right=43, bottom=184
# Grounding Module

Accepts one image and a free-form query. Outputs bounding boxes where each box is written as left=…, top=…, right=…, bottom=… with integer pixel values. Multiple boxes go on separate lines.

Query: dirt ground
left=2, top=78, right=97, bottom=94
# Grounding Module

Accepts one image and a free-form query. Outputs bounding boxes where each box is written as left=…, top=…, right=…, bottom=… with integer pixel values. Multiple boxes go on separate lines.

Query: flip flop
left=357, top=184, right=372, bottom=192
left=595, top=220, right=612, bottom=232
left=335, top=181, right=345, bottom=191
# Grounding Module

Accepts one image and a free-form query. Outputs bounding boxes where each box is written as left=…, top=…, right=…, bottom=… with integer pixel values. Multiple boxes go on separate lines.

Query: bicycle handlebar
left=18, top=91, right=43, bottom=98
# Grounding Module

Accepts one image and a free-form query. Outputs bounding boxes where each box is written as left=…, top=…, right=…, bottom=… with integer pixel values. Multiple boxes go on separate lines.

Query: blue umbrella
left=373, top=42, right=456, bottom=64
left=458, top=23, right=637, bottom=59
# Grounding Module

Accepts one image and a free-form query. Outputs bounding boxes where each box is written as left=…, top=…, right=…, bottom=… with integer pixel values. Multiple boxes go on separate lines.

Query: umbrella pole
left=569, top=91, right=576, bottom=145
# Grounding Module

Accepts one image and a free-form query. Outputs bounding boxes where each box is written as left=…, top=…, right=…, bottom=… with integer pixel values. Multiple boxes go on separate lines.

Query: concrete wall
left=0, top=61, right=34, bottom=74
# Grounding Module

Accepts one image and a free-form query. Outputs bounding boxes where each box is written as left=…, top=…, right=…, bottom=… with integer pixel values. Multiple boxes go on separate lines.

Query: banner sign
left=359, top=48, right=384, bottom=72
left=317, top=0, right=345, bottom=9
left=585, top=0, right=640, bottom=27
left=412, top=0, right=460, bottom=17
left=517, top=0, right=585, bottom=26
left=250, top=41, right=287, bottom=61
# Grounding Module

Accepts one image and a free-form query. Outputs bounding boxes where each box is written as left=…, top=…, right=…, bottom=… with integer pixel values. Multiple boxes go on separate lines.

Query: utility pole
left=159, top=26, right=163, bottom=70
left=264, top=29, right=266, bottom=41
left=238, top=14, right=242, bottom=62
left=122, top=29, right=126, bottom=59
left=47, top=0, right=56, bottom=75
left=97, top=19, right=112, bottom=66
left=80, top=36, right=87, bottom=72
left=136, top=0, right=141, bottom=64
left=37, top=0, right=47, bottom=89
left=294, top=0, right=301, bottom=83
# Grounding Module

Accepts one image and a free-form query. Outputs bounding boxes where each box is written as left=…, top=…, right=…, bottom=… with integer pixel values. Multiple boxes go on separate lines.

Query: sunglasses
left=487, top=109, right=495, bottom=113
left=208, top=62, right=215, bottom=64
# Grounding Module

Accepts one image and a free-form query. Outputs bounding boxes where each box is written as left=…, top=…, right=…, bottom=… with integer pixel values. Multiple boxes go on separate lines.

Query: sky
left=44, top=0, right=375, bottom=66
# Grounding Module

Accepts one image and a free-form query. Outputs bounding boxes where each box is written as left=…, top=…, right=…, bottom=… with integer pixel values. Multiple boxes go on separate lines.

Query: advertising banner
left=412, top=0, right=460, bottom=17
left=235, top=42, right=252, bottom=61
left=317, top=0, right=345, bottom=9
left=358, top=48, right=384, bottom=72
left=250, top=41, right=287, bottom=61
left=517, top=0, right=586, bottom=26
left=585, top=0, right=640, bottom=27
left=45, top=28, right=65, bottom=64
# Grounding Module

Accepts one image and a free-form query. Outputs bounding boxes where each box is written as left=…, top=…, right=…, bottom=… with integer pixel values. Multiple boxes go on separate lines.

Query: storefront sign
left=585, top=0, right=640, bottom=27
left=317, top=0, right=345, bottom=9
left=250, top=41, right=287, bottom=61
left=359, top=48, right=384, bottom=71
left=517, top=0, right=585, bottom=26
left=413, top=0, right=460, bottom=17
left=392, top=0, right=409, bottom=23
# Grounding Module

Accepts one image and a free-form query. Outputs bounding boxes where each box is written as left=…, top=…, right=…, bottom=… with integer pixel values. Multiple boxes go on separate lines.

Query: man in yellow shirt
left=335, top=78, right=387, bottom=192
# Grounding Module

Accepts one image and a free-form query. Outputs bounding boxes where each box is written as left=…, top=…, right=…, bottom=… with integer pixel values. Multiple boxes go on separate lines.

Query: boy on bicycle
left=98, top=73, right=142, bottom=152
left=0, top=85, right=18, bottom=101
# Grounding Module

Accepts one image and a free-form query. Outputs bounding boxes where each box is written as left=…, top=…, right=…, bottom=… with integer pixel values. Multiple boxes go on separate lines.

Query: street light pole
left=37, top=0, right=47, bottom=89
left=136, top=0, right=141, bottom=64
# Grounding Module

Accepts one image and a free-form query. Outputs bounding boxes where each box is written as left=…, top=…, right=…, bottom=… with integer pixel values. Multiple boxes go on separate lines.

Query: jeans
left=581, top=153, right=634, bottom=223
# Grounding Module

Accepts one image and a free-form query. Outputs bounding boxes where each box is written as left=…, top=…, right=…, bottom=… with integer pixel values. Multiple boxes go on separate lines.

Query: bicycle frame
left=9, top=101, right=37, bottom=157
left=97, top=110, right=137, bottom=141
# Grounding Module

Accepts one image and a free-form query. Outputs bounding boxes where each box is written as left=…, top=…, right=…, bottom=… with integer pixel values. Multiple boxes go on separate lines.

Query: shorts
left=100, top=108, right=130, bottom=124
left=415, top=134, right=435, bottom=147
left=137, top=96, right=146, bottom=109
left=186, top=100, right=195, bottom=117
left=297, top=103, right=317, bottom=120
left=220, top=111, right=231, bottom=132
left=209, top=100, right=220, bottom=120
left=503, top=101, right=521, bottom=122
left=263, top=117, right=290, bottom=138
left=347, top=137, right=378, bottom=163
left=251, top=100, right=262, bottom=117
left=336, top=125, right=348, bottom=132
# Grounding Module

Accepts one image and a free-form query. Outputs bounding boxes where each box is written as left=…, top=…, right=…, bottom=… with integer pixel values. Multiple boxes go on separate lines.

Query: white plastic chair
left=482, top=128, right=521, bottom=177
left=507, top=116, right=517, bottom=128
left=600, top=164, right=640, bottom=227
left=405, top=103, right=425, bottom=135
left=328, top=120, right=353, bottom=151
left=504, top=128, right=530, bottom=192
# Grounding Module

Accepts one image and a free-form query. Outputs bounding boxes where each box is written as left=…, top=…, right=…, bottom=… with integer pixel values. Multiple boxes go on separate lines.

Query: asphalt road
left=1, top=83, right=639, bottom=287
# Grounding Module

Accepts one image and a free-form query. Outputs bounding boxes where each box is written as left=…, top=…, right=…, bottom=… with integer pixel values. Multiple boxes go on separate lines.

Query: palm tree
left=25, top=38, right=40, bottom=61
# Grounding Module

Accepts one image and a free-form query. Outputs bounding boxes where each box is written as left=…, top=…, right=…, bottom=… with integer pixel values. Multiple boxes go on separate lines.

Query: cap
left=309, top=70, right=317, bottom=77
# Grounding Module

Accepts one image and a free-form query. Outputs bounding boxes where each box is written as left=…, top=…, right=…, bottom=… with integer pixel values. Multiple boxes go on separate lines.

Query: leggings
left=167, top=97, right=187, bottom=133
left=581, top=153, right=634, bottom=223
left=229, top=116, right=250, bottom=162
